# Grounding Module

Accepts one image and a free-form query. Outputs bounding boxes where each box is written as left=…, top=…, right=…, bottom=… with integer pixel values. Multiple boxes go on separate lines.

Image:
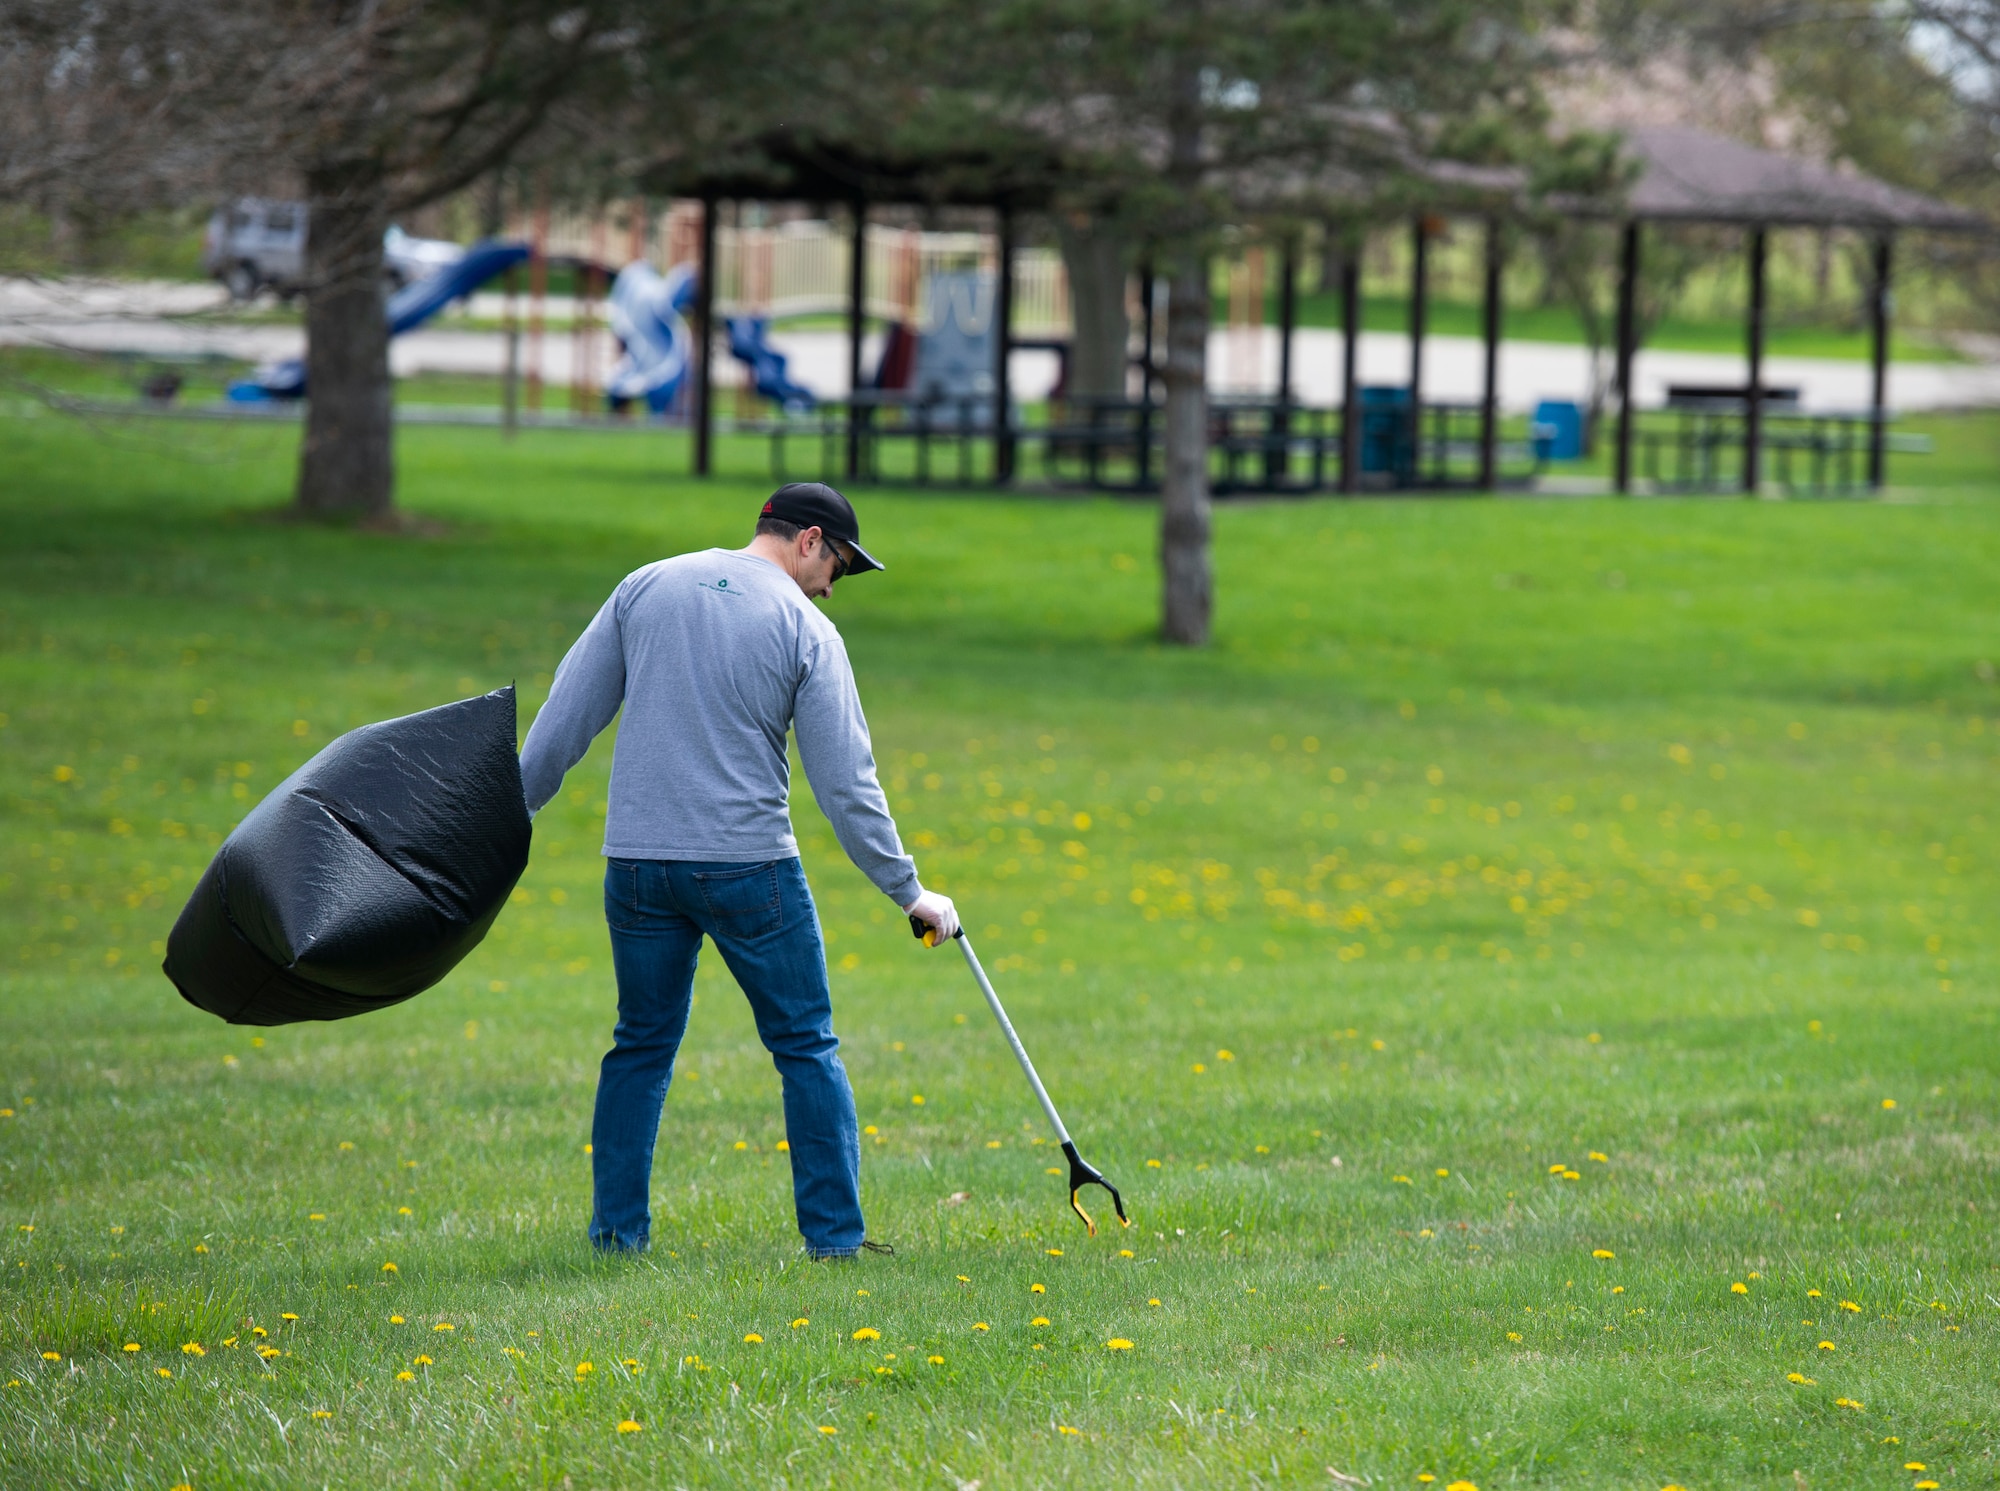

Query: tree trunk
left=296, top=160, right=394, bottom=520
left=1056, top=216, right=1130, bottom=399
left=1161, top=252, right=1212, bottom=646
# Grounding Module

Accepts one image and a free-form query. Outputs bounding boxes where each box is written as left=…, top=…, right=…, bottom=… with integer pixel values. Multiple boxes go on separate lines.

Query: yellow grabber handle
left=910, top=915, right=1129, bottom=1234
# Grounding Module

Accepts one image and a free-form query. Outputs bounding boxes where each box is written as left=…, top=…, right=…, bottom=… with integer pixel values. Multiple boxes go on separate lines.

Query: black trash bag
left=163, top=687, right=531, bottom=1026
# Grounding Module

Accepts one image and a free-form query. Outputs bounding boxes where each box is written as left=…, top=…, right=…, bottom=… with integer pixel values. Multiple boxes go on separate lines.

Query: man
left=518, top=481, right=959, bottom=1259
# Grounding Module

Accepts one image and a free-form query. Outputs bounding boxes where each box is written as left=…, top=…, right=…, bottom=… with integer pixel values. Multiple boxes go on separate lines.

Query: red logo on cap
left=761, top=500, right=773, bottom=513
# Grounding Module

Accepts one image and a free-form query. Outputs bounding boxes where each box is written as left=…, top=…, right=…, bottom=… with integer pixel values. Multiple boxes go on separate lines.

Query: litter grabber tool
left=911, top=917, right=1128, bottom=1235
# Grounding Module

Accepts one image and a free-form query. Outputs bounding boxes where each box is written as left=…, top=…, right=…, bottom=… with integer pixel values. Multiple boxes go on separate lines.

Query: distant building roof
left=1622, top=125, right=1984, bottom=231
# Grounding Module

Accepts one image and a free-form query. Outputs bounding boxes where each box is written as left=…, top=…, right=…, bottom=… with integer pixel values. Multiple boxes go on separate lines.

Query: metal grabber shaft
left=912, top=918, right=1128, bottom=1234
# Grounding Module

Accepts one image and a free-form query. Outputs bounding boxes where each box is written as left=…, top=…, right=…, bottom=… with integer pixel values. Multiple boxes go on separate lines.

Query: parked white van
left=202, top=200, right=465, bottom=302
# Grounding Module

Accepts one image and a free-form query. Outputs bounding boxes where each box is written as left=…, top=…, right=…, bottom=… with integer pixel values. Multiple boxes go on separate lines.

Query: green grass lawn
left=1, top=409, right=1997, bottom=1490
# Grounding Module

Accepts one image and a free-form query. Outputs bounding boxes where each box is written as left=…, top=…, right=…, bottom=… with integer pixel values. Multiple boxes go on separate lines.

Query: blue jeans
left=593, top=857, right=864, bottom=1257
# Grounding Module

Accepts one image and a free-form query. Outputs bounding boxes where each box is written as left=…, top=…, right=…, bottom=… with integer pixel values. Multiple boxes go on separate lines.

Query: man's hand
left=903, top=890, right=960, bottom=946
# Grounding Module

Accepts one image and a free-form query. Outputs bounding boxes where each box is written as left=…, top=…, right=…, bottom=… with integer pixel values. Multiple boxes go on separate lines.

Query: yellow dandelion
left=973, top=1322, right=990, bottom=1331
left=1916, top=1482, right=1940, bottom=1490
left=380, top=1262, right=397, bottom=1273
left=575, top=1361, right=594, bottom=1375
left=1548, top=1163, right=1566, bottom=1174
left=398, top=1207, right=412, bottom=1216
left=280, top=1313, right=298, bottom=1322
left=1045, top=1166, right=1062, bottom=1175
left=1058, top=1425, right=1081, bottom=1436
left=1446, top=1482, right=1479, bottom=1491
left=818, top=1425, right=838, bottom=1435
left=1818, top=1341, right=1836, bottom=1351
left=617, top=1419, right=643, bottom=1434
left=911, top=1094, right=925, bottom=1105
left=156, top=1368, right=172, bottom=1378
left=40, top=1351, right=60, bottom=1362
left=1392, top=1175, right=1412, bottom=1185
left=180, top=1342, right=205, bottom=1357
left=312, top=1409, right=333, bottom=1419
left=1030, top=1283, right=1046, bottom=1294
left=1435, top=1168, right=1449, bottom=1178
left=743, top=1333, right=763, bottom=1344
left=856, top=1288, right=870, bottom=1297
left=1905, top=1463, right=1927, bottom=1473
left=1507, top=1332, right=1522, bottom=1342
left=251, top=1328, right=267, bottom=1338
left=413, top=1354, right=433, bottom=1366
left=1787, top=1372, right=1815, bottom=1385
left=1612, top=1286, right=1625, bottom=1295
left=1147, top=1158, right=1162, bottom=1168
left=389, top=1315, right=405, bottom=1324
left=432, top=1322, right=454, bottom=1332
left=394, top=1370, right=414, bottom=1381
left=1592, top=1249, right=1615, bottom=1260
left=851, top=1327, right=881, bottom=1341
left=1147, top=1298, right=1161, bottom=1307
left=308, top=1213, right=325, bottom=1222
left=1031, top=1315, right=1051, bottom=1326
left=1562, top=1170, right=1581, bottom=1180
left=1191, top=1063, right=1207, bottom=1074
left=928, top=1354, right=945, bottom=1364
left=1216, top=1049, right=1234, bottom=1061
left=1118, top=1249, right=1135, bottom=1258
left=955, top=1275, right=971, bottom=1283
left=1046, top=1248, right=1063, bottom=1257
left=1731, top=1282, right=1749, bottom=1294
left=1587, top=1151, right=1608, bottom=1162
left=1838, top=1300, right=1861, bottom=1313
left=1806, top=1289, right=1821, bottom=1298
left=256, top=1346, right=281, bottom=1360
left=1106, top=1338, right=1134, bottom=1351
left=863, top=1125, right=878, bottom=1136
left=193, top=1244, right=209, bottom=1254
left=874, top=1365, right=893, bottom=1375
left=122, top=1343, right=140, bottom=1353
left=790, top=1318, right=809, bottom=1329
left=1881, top=1098, right=1897, bottom=1110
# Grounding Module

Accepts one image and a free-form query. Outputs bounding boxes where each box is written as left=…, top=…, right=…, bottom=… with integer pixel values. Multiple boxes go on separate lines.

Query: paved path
left=6, top=277, right=1998, bottom=413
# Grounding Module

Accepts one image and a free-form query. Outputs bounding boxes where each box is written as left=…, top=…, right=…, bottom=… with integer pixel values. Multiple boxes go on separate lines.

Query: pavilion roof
left=1621, top=126, right=1984, bottom=232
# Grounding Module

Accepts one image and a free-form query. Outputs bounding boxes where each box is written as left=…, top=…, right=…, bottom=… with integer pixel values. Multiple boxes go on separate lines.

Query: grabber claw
left=1062, top=1140, right=1129, bottom=1236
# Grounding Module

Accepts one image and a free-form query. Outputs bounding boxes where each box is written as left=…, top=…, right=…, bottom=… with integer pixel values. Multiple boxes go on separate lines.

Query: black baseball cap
left=759, top=482, right=883, bottom=574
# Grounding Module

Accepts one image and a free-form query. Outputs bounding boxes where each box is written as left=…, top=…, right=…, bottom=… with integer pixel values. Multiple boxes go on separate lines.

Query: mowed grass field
left=2, top=408, right=1998, bottom=1490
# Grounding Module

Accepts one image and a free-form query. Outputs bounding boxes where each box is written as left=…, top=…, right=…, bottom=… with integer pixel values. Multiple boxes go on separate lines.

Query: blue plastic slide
left=229, top=239, right=532, bottom=401
left=725, top=314, right=817, bottom=411
left=604, top=261, right=697, bottom=414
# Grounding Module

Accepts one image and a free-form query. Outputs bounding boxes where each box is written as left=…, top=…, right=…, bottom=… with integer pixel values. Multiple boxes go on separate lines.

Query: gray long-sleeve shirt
left=518, top=548, right=922, bottom=906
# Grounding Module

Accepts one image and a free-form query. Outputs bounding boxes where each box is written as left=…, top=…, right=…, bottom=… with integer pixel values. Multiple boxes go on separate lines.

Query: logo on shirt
left=699, top=575, right=740, bottom=594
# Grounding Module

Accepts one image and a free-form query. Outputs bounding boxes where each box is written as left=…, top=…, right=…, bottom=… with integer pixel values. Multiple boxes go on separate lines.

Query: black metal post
left=1479, top=217, right=1503, bottom=491
left=693, top=196, right=717, bottom=476
left=846, top=198, right=867, bottom=481
left=1868, top=233, right=1893, bottom=491
left=1339, top=236, right=1361, bottom=494
left=1138, top=261, right=1156, bottom=488
left=1408, top=216, right=1428, bottom=469
left=1272, top=236, right=1297, bottom=482
left=1744, top=225, right=1767, bottom=495
left=1613, top=220, right=1639, bottom=494
left=993, top=205, right=1016, bottom=483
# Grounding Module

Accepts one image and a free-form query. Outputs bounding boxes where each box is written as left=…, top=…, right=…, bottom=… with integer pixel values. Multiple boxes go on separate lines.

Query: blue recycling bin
left=1531, top=400, right=1584, bottom=461
left=1359, top=386, right=1415, bottom=484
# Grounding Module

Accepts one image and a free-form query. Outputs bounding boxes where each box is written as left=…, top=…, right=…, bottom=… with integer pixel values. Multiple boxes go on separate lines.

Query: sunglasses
left=825, top=540, right=852, bottom=582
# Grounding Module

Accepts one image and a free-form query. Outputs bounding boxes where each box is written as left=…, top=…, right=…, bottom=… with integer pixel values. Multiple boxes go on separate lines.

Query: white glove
left=903, top=889, right=960, bottom=946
